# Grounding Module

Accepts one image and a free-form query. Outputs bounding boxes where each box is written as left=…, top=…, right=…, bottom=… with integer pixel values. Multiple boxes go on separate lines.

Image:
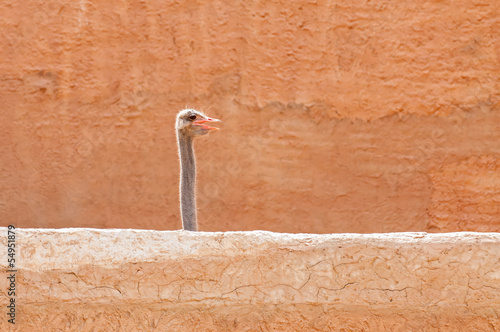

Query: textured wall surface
left=0, top=229, right=499, bottom=331
left=1, top=0, right=499, bottom=232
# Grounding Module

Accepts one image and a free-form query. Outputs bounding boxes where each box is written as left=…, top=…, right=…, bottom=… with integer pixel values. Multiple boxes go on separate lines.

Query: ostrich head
left=176, top=109, right=221, bottom=137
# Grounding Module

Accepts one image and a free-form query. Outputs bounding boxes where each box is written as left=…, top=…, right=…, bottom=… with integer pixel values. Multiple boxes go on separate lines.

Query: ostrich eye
left=188, top=114, right=197, bottom=121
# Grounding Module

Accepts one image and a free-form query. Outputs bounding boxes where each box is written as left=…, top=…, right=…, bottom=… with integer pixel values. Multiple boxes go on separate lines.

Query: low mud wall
left=1, top=229, right=499, bottom=331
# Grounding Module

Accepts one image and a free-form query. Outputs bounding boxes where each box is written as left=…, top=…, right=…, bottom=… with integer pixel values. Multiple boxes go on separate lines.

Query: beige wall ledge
left=1, top=229, right=499, bottom=331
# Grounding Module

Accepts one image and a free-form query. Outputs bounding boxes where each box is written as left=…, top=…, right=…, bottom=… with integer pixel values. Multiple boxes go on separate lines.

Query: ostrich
left=176, top=109, right=220, bottom=231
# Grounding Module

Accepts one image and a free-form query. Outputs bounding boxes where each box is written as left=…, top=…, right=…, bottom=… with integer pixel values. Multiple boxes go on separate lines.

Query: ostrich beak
left=194, top=117, right=221, bottom=131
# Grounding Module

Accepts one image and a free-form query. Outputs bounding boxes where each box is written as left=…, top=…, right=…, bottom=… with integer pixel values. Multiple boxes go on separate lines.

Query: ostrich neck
left=177, top=131, right=197, bottom=231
